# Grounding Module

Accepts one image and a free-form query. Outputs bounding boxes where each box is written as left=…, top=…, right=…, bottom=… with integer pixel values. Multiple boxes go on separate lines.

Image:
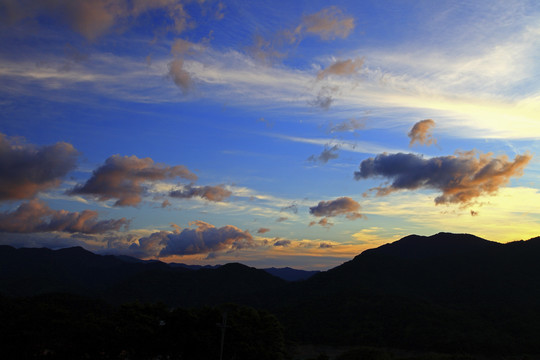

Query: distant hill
left=3, top=232, right=540, bottom=355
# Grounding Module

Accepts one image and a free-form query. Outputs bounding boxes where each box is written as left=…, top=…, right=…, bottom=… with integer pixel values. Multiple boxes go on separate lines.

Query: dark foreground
left=3, top=233, right=540, bottom=358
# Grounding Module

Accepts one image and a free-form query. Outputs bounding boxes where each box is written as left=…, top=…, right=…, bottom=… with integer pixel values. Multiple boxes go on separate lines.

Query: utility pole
left=217, top=311, right=228, bottom=360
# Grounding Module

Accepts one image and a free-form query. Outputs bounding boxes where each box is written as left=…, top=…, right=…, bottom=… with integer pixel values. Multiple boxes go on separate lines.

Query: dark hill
left=275, top=232, right=540, bottom=354
left=4, top=233, right=540, bottom=355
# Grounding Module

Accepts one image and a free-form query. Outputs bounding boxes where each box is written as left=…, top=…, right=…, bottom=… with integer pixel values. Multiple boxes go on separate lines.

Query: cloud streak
left=0, top=0, right=201, bottom=41
left=287, top=6, right=355, bottom=42
left=317, top=57, right=364, bottom=80
left=169, top=184, right=232, bottom=202
left=0, top=200, right=129, bottom=234
left=0, top=132, right=78, bottom=201
left=70, top=154, right=197, bottom=206
left=355, top=151, right=532, bottom=205
left=307, top=145, right=339, bottom=164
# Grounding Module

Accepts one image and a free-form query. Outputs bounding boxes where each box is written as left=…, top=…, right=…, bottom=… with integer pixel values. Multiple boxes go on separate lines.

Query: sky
left=1, top=0, right=539, bottom=270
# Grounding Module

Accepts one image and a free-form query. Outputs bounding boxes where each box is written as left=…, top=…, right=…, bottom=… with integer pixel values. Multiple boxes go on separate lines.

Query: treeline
left=0, top=293, right=287, bottom=359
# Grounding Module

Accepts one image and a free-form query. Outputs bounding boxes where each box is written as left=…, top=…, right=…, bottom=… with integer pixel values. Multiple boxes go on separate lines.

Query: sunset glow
left=1, top=0, right=539, bottom=269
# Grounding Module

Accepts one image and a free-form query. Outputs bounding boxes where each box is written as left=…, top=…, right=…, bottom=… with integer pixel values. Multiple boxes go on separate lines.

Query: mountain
left=0, top=245, right=285, bottom=306
left=3, top=233, right=540, bottom=356
left=262, top=267, right=320, bottom=281
left=275, top=232, right=540, bottom=354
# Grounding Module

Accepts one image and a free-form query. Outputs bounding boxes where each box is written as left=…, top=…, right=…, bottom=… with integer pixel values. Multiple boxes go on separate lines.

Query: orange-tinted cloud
left=308, top=217, right=333, bottom=228
left=355, top=151, right=532, bottom=205
left=70, top=154, right=197, bottom=206
left=0, top=200, right=129, bottom=234
left=0, top=0, right=198, bottom=40
left=287, top=6, right=355, bottom=42
left=317, top=57, right=364, bottom=80
left=408, top=119, right=436, bottom=147
left=309, top=196, right=364, bottom=220
left=0, top=132, right=78, bottom=201
left=159, top=220, right=254, bottom=256
left=169, top=184, right=232, bottom=202
left=168, top=58, right=192, bottom=93
left=257, top=227, right=270, bottom=234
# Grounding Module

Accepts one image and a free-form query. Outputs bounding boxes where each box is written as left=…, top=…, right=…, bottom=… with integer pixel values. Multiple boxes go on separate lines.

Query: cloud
left=69, top=154, right=197, bottom=207
left=0, top=132, right=78, bottom=201
left=257, top=227, right=270, bottom=234
left=168, top=58, right=192, bottom=93
left=327, top=118, right=366, bottom=133
left=280, top=202, right=298, bottom=214
left=0, top=200, right=129, bottom=234
left=276, top=216, right=288, bottom=222
left=0, top=0, right=197, bottom=41
left=309, top=85, right=338, bottom=110
left=317, top=57, right=364, bottom=80
left=308, top=218, right=333, bottom=228
left=470, top=210, right=479, bottom=216
left=159, top=220, right=254, bottom=256
left=307, top=144, right=339, bottom=164
left=169, top=184, right=232, bottom=202
left=273, top=239, right=291, bottom=247
left=408, top=119, right=436, bottom=147
left=355, top=151, right=532, bottom=205
left=309, top=197, right=364, bottom=220
left=319, top=242, right=333, bottom=248
left=287, top=6, right=355, bottom=42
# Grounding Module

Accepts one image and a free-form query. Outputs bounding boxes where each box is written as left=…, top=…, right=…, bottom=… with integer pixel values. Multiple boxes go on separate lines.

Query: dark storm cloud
left=69, top=154, right=197, bottom=207
left=159, top=220, right=254, bottom=256
left=0, top=132, right=78, bottom=201
left=309, top=196, right=364, bottom=220
left=355, top=151, right=532, bottom=205
left=307, top=145, right=339, bottom=164
left=0, top=200, right=129, bottom=234
left=408, top=119, right=436, bottom=147
left=169, top=184, right=232, bottom=202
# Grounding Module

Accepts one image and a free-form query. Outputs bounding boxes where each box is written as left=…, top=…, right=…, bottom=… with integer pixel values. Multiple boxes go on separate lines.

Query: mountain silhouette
left=3, top=232, right=540, bottom=355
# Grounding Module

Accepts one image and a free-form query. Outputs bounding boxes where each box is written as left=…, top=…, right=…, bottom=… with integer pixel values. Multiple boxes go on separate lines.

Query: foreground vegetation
left=0, top=293, right=287, bottom=359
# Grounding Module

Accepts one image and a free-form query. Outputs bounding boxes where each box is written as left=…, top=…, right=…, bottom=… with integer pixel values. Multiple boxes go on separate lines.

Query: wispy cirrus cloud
left=169, top=184, right=232, bottom=202
left=285, top=6, right=355, bottom=43
left=307, top=144, right=339, bottom=164
left=317, top=57, right=364, bottom=80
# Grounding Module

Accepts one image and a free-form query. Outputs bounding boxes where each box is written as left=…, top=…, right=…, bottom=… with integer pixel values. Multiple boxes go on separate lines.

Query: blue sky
left=1, top=0, right=539, bottom=269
